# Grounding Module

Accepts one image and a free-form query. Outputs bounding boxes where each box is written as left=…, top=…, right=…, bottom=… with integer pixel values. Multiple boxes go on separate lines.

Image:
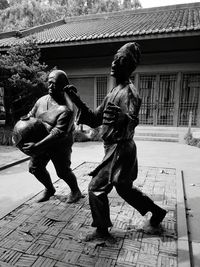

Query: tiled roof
left=0, top=2, right=200, bottom=49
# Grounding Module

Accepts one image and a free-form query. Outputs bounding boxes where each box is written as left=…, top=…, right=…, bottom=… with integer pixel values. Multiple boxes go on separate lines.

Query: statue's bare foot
left=37, top=188, right=56, bottom=203
left=67, top=190, right=84, bottom=203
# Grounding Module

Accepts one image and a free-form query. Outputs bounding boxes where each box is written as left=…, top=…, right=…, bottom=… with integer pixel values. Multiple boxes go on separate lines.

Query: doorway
left=138, top=74, right=176, bottom=126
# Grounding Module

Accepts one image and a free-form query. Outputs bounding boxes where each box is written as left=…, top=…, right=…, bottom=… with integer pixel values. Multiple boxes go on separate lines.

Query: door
left=138, top=74, right=176, bottom=126
left=178, top=73, right=200, bottom=126
left=139, top=75, right=156, bottom=125
left=157, top=74, right=176, bottom=126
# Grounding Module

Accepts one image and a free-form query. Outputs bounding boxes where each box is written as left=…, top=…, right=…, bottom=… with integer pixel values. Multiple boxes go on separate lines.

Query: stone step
left=135, top=131, right=179, bottom=138
left=134, top=126, right=189, bottom=142
left=134, top=135, right=179, bottom=142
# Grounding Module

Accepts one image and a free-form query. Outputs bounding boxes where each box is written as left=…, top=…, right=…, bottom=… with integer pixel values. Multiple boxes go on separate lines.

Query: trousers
left=28, top=136, right=78, bottom=192
left=88, top=181, right=156, bottom=228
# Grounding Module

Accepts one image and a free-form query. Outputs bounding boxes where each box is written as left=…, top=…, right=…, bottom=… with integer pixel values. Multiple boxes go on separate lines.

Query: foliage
left=184, top=132, right=200, bottom=148
left=0, top=0, right=142, bottom=32
left=0, top=37, right=48, bottom=127
left=88, top=127, right=102, bottom=141
left=73, top=126, right=102, bottom=142
left=73, top=129, right=90, bottom=142
left=0, top=0, right=9, bottom=10
left=0, top=0, right=65, bottom=32
left=0, top=126, right=13, bottom=145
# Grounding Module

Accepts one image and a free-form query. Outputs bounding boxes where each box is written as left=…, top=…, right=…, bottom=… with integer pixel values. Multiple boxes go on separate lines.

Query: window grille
left=178, top=73, right=200, bottom=126
left=157, top=74, right=176, bottom=125
left=96, top=77, right=107, bottom=107
left=139, top=75, right=156, bottom=125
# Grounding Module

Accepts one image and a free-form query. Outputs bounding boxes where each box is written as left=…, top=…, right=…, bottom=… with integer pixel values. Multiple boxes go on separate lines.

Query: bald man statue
left=22, top=70, right=82, bottom=203
left=66, top=42, right=167, bottom=239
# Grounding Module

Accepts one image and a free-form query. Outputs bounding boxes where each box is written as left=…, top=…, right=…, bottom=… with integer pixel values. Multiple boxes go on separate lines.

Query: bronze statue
left=13, top=70, right=83, bottom=203
left=66, top=42, right=167, bottom=239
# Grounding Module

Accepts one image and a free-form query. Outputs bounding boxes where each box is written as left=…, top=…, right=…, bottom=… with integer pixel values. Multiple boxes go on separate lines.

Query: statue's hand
left=22, top=142, right=38, bottom=155
left=64, top=84, right=88, bottom=111
left=103, top=102, right=126, bottom=126
left=63, top=84, right=77, bottom=94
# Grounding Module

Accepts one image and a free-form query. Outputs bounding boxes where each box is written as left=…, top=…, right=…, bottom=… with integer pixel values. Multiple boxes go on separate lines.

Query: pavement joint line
left=0, top=157, right=87, bottom=172
left=181, top=170, right=194, bottom=267
left=177, top=169, right=191, bottom=267
left=0, top=156, right=30, bottom=171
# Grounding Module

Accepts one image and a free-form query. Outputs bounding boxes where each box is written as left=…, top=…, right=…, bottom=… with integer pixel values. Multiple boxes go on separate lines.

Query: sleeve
left=77, top=98, right=107, bottom=128
left=50, top=109, right=75, bottom=137
left=124, top=89, right=142, bottom=133
left=27, top=100, right=39, bottom=118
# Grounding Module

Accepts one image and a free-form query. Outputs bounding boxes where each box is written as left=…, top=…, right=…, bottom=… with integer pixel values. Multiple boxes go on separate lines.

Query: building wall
left=42, top=41, right=200, bottom=127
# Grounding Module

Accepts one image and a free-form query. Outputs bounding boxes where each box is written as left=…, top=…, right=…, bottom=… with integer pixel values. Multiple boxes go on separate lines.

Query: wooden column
left=173, top=72, right=181, bottom=126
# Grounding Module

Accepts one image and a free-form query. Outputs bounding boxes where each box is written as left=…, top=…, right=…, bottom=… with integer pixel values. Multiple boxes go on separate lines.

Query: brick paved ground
left=0, top=162, right=178, bottom=267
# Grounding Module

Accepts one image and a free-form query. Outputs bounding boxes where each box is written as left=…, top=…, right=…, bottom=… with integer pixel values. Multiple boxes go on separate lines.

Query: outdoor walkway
left=0, top=161, right=186, bottom=267
left=1, top=140, right=200, bottom=266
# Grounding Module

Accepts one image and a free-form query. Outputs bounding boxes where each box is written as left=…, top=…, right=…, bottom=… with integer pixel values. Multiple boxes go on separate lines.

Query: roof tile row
left=0, top=2, right=200, bottom=48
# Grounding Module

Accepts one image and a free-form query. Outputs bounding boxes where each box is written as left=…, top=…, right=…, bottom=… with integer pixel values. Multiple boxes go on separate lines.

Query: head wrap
left=117, top=42, right=141, bottom=67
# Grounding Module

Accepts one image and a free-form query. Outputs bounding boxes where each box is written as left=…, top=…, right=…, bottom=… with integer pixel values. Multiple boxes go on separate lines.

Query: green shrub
left=197, top=141, right=200, bottom=148
left=73, top=129, right=90, bottom=142
left=73, top=127, right=103, bottom=142
left=0, top=126, right=13, bottom=145
left=184, top=132, right=200, bottom=148
left=0, top=37, right=48, bottom=127
left=184, top=132, right=193, bottom=144
left=89, top=127, right=102, bottom=141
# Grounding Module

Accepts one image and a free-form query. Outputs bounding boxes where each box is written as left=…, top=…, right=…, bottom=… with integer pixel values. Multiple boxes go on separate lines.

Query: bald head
left=49, top=70, right=69, bottom=88
left=48, top=70, right=69, bottom=98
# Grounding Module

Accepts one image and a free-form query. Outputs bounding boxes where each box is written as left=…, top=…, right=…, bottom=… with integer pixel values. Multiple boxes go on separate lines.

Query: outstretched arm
left=64, top=85, right=104, bottom=128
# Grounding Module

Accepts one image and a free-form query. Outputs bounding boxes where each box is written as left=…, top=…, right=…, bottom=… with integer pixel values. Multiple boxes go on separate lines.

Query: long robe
left=78, top=82, right=141, bottom=192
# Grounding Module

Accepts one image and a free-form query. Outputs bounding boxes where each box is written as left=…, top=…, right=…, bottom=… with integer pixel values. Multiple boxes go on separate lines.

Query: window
left=96, top=76, right=108, bottom=107
left=138, top=74, right=176, bottom=126
left=139, top=75, right=156, bottom=125
left=157, top=74, right=176, bottom=125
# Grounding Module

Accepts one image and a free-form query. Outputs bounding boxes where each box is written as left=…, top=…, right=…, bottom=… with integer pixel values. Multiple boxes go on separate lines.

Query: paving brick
left=157, top=253, right=177, bottom=267
left=0, top=249, right=22, bottom=265
left=95, top=257, right=116, bottom=267
left=14, top=254, right=38, bottom=266
left=31, top=256, right=56, bottom=267
left=76, top=254, right=98, bottom=267
left=137, top=253, right=157, bottom=266
left=55, top=261, right=74, bottom=267
left=0, top=163, right=180, bottom=266
left=117, top=248, right=139, bottom=265
left=63, top=250, right=82, bottom=264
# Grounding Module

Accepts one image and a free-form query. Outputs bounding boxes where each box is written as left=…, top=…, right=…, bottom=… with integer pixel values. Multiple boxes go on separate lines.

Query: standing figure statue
left=18, top=70, right=83, bottom=203
left=66, top=42, right=167, bottom=239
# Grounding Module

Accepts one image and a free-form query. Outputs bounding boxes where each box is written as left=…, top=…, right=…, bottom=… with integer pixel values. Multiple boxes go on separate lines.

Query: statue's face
left=48, top=70, right=68, bottom=97
left=48, top=74, right=57, bottom=97
left=110, top=51, right=134, bottom=80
